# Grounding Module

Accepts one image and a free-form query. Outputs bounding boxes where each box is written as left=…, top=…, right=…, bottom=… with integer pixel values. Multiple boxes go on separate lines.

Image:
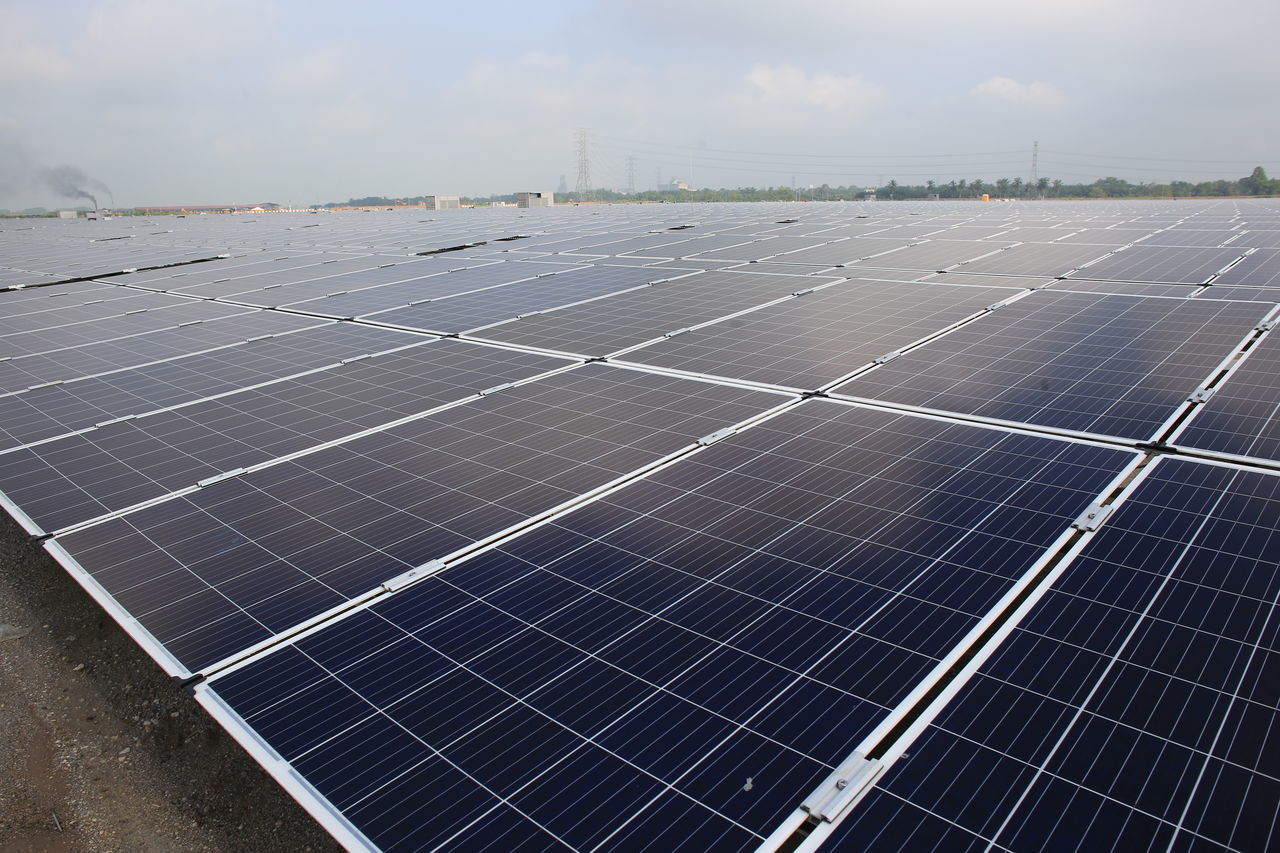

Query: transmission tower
left=574, top=128, right=593, bottom=200
left=1030, top=140, right=1040, bottom=196
left=625, top=155, right=637, bottom=195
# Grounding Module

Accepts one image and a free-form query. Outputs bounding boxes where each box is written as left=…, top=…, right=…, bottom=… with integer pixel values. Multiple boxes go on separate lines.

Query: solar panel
left=0, top=299, right=257, bottom=358
left=282, top=260, right=583, bottom=318
left=1170, top=325, right=1280, bottom=461
left=0, top=309, right=324, bottom=393
left=193, top=400, right=1137, bottom=852
left=765, top=238, right=916, bottom=268
left=619, top=280, right=1018, bottom=390
left=621, top=234, right=762, bottom=259
left=950, top=243, right=1116, bottom=278
left=365, top=265, right=682, bottom=334
left=48, top=363, right=789, bottom=675
left=472, top=270, right=834, bottom=357
left=824, top=457, right=1280, bottom=852
left=1210, top=249, right=1280, bottom=287
left=842, top=240, right=1012, bottom=272
left=1194, top=285, right=1280, bottom=302
left=1043, top=279, right=1200, bottom=298
left=0, top=340, right=575, bottom=533
left=832, top=291, right=1267, bottom=439
left=688, top=236, right=838, bottom=262
left=4, top=202, right=1280, bottom=853
left=0, top=323, right=427, bottom=452
left=1067, top=246, right=1246, bottom=284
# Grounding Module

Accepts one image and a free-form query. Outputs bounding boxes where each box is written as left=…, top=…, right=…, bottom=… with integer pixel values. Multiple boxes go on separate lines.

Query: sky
left=1, top=0, right=1277, bottom=208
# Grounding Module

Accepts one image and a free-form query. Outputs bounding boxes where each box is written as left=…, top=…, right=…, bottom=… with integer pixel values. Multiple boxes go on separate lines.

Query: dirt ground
left=0, top=512, right=343, bottom=853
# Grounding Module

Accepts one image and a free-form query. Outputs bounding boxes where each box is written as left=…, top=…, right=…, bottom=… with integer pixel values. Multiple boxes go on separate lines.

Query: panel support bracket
left=1071, top=502, right=1114, bottom=532
left=800, top=753, right=885, bottom=823
left=382, top=560, right=446, bottom=593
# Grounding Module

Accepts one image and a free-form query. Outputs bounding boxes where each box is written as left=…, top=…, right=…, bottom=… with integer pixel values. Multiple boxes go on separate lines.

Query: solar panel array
left=2, top=200, right=1278, bottom=853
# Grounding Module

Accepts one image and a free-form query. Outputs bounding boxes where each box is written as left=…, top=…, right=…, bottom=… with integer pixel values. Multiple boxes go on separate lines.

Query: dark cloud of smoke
left=0, top=140, right=113, bottom=209
left=40, top=164, right=113, bottom=209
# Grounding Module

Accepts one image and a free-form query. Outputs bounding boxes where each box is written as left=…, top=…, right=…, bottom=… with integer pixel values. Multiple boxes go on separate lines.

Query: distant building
left=56, top=210, right=79, bottom=219
left=516, top=192, right=554, bottom=208
left=660, top=178, right=690, bottom=192
left=423, top=195, right=461, bottom=210
left=864, top=190, right=877, bottom=201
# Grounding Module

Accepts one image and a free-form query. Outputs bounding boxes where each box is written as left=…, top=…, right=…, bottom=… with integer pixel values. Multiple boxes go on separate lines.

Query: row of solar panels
left=1, top=200, right=1277, bottom=852
left=6, top=199, right=1280, bottom=289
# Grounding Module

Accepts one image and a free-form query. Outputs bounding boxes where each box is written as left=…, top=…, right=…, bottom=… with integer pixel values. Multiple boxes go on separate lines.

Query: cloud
left=744, top=64, right=884, bottom=111
left=971, top=76, right=1067, bottom=108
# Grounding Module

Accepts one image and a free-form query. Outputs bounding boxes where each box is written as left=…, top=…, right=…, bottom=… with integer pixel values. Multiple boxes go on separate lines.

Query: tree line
left=316, top=167, right=1276, bottom=208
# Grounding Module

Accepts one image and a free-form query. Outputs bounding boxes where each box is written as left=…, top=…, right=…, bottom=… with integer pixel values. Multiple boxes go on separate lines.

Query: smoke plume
left=41, top=165, right=113, bottom=209
left=0, top=141, right=114, bottom=210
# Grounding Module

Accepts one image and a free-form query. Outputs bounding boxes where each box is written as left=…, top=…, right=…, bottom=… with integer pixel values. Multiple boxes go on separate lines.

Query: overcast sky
left=2, top=0, right=1277, bottom=207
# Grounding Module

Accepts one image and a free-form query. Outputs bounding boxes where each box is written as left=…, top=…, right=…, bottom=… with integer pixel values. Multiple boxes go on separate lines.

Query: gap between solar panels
left=762, top=448, right=1159, bottom=853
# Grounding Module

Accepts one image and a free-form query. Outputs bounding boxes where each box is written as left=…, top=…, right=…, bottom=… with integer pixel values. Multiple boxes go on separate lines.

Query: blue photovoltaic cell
left=51, top=364, right=786, bottom=674
left=833, top=291, right=1267, bottom=439
left=201, top=401, right=1136, bottom=851
left=826, top=458, right=1280, bottom=853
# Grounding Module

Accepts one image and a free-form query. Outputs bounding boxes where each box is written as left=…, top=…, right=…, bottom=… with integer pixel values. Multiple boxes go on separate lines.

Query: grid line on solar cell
left=825, top=457, right=1280, bottom=853
left=833, top=291, right=1268, bottom=440
left=195, top=401, right=1136, bottom=851
left=472, top=271, right=833, bottom=357
left=0, top=310, right=326, bottom=393
left=49, top=364, right=788, bottom=675
left=0, top=340, right=576, bottom=533
left=364, top=265, right=694, bottom=334
left=619, top=280, right=1020, bottom=390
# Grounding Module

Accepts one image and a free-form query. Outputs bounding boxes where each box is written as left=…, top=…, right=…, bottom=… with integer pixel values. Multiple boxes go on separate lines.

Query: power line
left=593, top=134, right=1025, bottom=160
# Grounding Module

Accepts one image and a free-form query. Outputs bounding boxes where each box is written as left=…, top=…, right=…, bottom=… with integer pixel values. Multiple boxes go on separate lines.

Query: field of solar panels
left=1, top=199, right=1277, bottom=852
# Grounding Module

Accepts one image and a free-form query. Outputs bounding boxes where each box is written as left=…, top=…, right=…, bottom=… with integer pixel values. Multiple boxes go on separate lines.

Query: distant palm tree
left=1011, top=177, right=1024, bottom=197
left=971, top=179, right=985, bottom=197
left=1036, top=177, right=1050, bottom=198
left=1051, top=179, right=1063, bottom=197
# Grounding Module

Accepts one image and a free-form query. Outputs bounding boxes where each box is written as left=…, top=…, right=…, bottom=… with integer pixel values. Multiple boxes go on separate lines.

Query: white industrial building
left=515, top=192, right=553, bottom=208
